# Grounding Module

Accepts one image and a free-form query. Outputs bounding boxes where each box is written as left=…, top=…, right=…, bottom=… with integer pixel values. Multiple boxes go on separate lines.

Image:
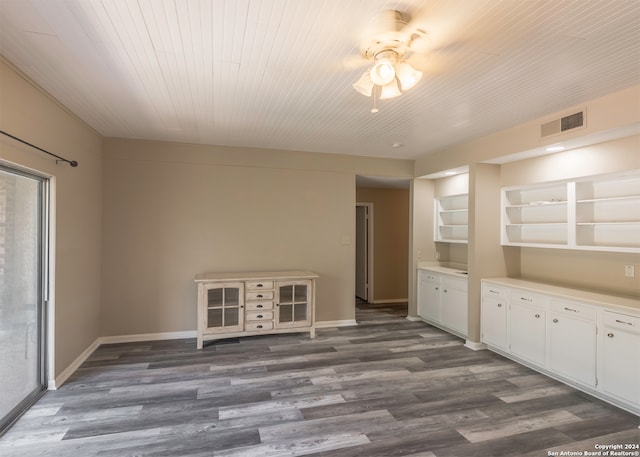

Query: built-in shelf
left=501, top=170, right=640, bottom=252
left=435, top=193, right=468, bottom=243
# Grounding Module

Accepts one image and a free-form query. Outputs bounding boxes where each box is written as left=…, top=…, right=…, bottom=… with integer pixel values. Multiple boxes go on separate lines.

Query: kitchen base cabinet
left=481, top=285, right=507, bottom=350
left=549, top=301, right=597, bottom=388
left=196, top=271, right=318, bottom=349
left=481, top=278, right=639, bottom=417
left=509, top=302, right=546, bottom=367
left=417, top=267, right=468, bottom=338
left=601, top=311, right=640, bottom=405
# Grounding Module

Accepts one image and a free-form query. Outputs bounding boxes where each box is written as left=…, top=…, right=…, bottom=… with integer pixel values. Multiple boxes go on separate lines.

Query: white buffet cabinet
left=482, top=277, right=640, bottom=416
left=417, top=265, right=468, bottom=338
left=195, top=271, right=318, bottom=349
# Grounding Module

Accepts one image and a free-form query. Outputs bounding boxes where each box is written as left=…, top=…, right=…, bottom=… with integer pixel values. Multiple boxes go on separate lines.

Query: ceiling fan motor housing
left=361, top=10, right=410, bottom=60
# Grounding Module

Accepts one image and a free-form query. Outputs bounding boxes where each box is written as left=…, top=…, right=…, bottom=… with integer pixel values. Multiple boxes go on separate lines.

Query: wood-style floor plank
left=1, top=301, right=638, bottom=456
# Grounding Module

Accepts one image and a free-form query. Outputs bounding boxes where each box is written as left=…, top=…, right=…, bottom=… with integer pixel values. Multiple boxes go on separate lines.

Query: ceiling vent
left=540, top=110, right=585, bottom=138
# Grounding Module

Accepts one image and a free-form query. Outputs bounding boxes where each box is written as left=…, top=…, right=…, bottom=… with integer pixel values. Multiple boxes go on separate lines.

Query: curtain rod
left=0, top=130, right=78, bottom=167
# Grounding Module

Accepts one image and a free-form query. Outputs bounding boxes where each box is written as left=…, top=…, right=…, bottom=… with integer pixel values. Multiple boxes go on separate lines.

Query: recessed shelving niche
left=434, top=193, right=468, bottom=243
left=501, top=170, right=640, bottom=253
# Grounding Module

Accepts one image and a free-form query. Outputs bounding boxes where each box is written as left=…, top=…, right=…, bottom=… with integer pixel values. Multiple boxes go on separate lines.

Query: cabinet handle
left=564, top=307, right=578, bottom=313
left=534, top=314, right=540, bottom=318
left=489, top=289, right=499, bottom=294
left=497, top=303, right=502, bottom=308
left=615, top=319, right=634, bottom=326
left=256, top=304, right=263, bottom=308
left=257, top=325, right=263, bottom=329
left=257, top=314, right=263, bottom=318
left=256, top=294, right=263, bottom=298
left=553, top=318, right=558, bottom=323
left=521, top=297, right=533, bottom=302
left=435, top=287, right=439, bottom=290
left=607, top=332, right=614, bottom=338
left=444, top=289, right=448, bottom=293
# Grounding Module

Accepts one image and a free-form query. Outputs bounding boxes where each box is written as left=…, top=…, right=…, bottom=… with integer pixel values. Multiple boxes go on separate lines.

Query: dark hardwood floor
left=1, top=301, right=638, bottom=456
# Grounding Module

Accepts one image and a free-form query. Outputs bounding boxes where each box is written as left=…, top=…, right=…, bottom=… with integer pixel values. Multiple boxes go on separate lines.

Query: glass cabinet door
left=276, top=281, right=311, bottom=328
left=204, top=282, right=244, bottom=332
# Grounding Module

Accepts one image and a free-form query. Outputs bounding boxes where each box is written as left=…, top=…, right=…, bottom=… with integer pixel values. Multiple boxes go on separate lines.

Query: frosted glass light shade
left=380, top=79, right=401, bottom=99
left=396, top=62, right=422, bottom=90
left=353, top=71, right=374, bottom=96
left=370, top=59, right=396, bottom=85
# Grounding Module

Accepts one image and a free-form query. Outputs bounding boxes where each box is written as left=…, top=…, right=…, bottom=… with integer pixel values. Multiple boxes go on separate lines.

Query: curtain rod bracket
left=0, top=130, right=79, bottom=167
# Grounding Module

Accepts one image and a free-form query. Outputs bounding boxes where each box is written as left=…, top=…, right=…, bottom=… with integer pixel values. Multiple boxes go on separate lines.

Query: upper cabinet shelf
left=501, top=171, right=640, bottom=253
left=435, top=193, right=468, bottom=244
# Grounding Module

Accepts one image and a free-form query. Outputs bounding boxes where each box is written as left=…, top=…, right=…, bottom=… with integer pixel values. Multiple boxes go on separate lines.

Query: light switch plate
left=624, top=265, right=635, bottom=278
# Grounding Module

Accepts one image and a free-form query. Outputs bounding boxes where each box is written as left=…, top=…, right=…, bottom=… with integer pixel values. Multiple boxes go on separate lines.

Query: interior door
left=355, top=204, right=368, bottom=300
left=0, top=166, right=47, bottom=433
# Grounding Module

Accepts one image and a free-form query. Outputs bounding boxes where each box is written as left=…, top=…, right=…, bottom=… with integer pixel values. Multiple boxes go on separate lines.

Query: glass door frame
left=0, top=163, right=50, bottom=435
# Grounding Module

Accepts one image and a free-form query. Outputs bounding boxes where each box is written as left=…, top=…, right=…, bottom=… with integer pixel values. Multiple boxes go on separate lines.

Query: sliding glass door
left=0, top=166, right=47, bottom=433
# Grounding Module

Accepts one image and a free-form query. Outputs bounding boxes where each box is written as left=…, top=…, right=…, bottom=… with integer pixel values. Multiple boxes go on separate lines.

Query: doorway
left=0, top=165, right=48, bottom=433
left=355, top=202, right=373, bottom=302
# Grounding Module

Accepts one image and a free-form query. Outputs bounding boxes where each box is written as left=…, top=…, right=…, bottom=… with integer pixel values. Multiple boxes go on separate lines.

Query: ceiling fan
left=352, top=9, right=430, bottom=107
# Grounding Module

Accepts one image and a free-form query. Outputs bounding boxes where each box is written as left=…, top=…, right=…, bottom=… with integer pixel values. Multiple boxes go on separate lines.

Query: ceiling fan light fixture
left=379, top=79, right=401, bottom=99
left=353, top=71, right=374, bottom=96
left=370, top=50, right=397, bottom=85
left=395, top=61, right=422, bottom=91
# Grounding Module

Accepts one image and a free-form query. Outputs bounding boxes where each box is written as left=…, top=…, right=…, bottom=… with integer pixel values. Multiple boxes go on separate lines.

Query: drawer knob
left=607, top=332, right=614, bottom=338
left=534, top=314, right=540, bottom=319
left=257, top=325, right=263, bottom=329
left=256, top=304, right=263, bottom=308
left=257, top=314, right=263, bottom=318
left=497, top=303, right=502, bottom=308
left=256, top=284, right=263, bottom=288
left=553, top=318, right=558, bottom=323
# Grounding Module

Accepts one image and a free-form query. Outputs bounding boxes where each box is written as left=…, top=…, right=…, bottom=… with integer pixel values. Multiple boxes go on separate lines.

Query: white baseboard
left=100, top=330, right=197, bottom=345
left=405, top=316, right=422, bottom=322
left=371, top=298, right=408, bottom=304
left=50, top=330, right=197, bottom=390
left=51, top=337, right=101, bottom=390
left=464, top=340, right=488, bottom=351
left=315, top=319, right=358, bottom=328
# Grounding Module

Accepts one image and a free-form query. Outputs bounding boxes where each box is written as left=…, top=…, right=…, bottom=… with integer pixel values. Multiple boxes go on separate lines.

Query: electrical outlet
left=624, top=265, right=635, bottom=278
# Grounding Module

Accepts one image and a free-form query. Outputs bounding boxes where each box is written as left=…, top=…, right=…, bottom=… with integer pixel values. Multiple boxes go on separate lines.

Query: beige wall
left=0, top=59, right=103, bottom=380
left=102, top=139, right=413, bottom=334
left=356, top=187, right=409, bottom=302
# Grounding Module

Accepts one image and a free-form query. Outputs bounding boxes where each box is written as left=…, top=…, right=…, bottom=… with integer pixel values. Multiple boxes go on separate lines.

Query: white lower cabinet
left=601, top=311, right=640, bottom=405
left=417, top=268, right=467, bottom=338
left=441, top=276, right=468, bottom=335
left=549, top=301, right=597, bottom=388
left=509, top=301, right=546, bottom=366
left=481, top=285, right=507, bottom=350
left=481, top=278, right=640, bottom=416
left=417, top=270, right=441, bottom=322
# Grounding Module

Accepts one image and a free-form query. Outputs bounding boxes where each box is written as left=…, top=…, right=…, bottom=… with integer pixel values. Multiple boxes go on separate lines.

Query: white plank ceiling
left=0, top=0, right=638, bottom=159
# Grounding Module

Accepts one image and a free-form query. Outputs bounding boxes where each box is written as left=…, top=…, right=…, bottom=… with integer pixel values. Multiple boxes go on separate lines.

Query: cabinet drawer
left=246, top=281, right=274, bottom=291
left=419, top=271, right=440, bottom=282
left=246, top=310, right=274, bottom=321
left=246, top=301, right=274, bottom=311
left=603, top=311, right=640, bottom=335
left=551, top=300, right=596, bottom=321
left=483, top=284, right=506, bottom=299
left=245, top=321, right=274, bottom=331
left=509, top=289, right=546, bottom=307
left=246, top=291, right=274, bottom=300
left=443, top=276, right=467, bottom=292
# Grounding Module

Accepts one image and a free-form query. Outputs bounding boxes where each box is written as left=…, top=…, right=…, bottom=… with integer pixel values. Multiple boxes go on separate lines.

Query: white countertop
left=483, top=277, right=640, bottom=313
left=417, top=262, right=468, bottom=279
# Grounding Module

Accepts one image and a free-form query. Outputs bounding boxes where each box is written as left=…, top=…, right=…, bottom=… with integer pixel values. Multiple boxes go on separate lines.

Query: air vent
left=540, top=110, right=585, bottom=138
